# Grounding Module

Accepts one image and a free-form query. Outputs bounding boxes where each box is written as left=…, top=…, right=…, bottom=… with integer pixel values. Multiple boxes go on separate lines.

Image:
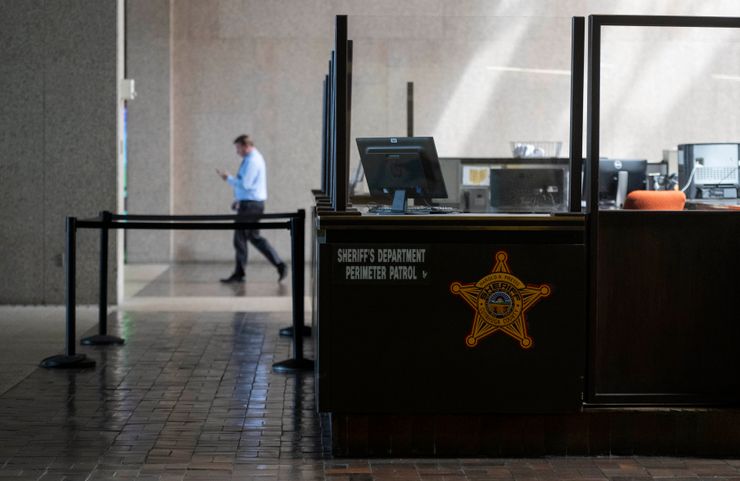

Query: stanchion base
left=272, top=358, right=315, bottom=373
left=279, top=325, right=312, bottom=337
left=81, top=335, right=125, bottom=346
left=40, top=354, right=96, bottom=369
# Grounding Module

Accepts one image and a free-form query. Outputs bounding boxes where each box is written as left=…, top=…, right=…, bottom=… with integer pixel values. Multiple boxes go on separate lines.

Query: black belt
left=238, top=200, right=264, bottom=204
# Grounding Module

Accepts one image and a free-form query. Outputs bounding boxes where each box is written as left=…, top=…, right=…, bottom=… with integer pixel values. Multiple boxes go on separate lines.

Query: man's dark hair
left=233, top=134, right=254, bottom=147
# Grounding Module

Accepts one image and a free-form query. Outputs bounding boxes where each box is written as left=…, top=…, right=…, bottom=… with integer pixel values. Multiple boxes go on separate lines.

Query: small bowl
left=510, top=141, right=562, bottom=158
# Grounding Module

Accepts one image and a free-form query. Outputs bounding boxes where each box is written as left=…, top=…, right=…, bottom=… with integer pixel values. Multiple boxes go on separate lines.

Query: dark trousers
left=233, top=200, right=283, bottom=276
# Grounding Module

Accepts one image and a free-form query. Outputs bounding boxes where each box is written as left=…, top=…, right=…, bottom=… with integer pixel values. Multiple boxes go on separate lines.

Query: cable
left=680, top=164, right=698, bottom=193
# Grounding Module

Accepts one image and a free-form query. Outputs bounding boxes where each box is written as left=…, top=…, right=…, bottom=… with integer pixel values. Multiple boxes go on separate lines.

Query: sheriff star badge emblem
left=450, top=250, right=551, bottom=349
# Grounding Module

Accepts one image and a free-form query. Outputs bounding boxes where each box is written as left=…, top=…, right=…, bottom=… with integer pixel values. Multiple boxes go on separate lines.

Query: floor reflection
left=1, top=310, right=740, bottom=479
left=133, top=262, right=297, bottom=298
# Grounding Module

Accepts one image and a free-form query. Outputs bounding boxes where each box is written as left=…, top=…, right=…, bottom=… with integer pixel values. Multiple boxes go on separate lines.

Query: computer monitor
left=489, top=168, right=566, bottom=213
left=678, top=143, right=739, bottom=199
left=598, top=159, right=647, bottom=206
left=356, top=137, right=447, bottom=212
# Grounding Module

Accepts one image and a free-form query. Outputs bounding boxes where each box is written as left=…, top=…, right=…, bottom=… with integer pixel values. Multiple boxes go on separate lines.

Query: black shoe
left=277, top=263, right=288, bottom=282
left=220, top=273, right=245, bottom=283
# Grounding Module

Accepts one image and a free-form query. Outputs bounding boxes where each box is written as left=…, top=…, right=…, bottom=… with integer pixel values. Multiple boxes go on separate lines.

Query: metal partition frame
left=318, top=15, right=354, bottom=213
left=321, top=74, right=329, bottom=194
left=407, top=81, right=414, bottom=137
left=585, top=15, right=740, bottom=403
left=332, top=15, right=349, bottom=211
left=586, top=15, right=740, bottom=214
left=568, top=17, right=585, bottom=213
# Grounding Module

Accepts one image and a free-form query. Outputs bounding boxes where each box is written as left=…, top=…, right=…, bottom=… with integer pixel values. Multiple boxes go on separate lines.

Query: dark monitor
left=356, top=137, right=447, bottom=212
left=598, top=159, right=647, bottom=205
left=489, top=168, right=566, bottom=213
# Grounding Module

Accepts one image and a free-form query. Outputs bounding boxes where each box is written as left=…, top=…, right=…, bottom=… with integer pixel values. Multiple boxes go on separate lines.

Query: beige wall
left=0, top=0, right=118, bottom=304
left=126, top=0, right=172, bottom=263
left=599, top=25, right=740, bottom=160
left=170, top=0, right=335, bottom=262
left=125, top=0, right=740, bottom=263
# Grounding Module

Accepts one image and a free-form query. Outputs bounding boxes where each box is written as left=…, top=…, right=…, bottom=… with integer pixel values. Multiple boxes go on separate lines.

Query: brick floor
left=0, top=311, right=739, bottom=480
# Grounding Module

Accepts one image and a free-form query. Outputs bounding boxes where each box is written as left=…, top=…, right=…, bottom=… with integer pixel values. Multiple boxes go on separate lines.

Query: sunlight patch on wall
left=430, top=11, right=536, bottom=157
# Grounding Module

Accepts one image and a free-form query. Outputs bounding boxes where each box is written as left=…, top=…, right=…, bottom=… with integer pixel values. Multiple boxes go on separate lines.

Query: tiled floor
left=0, top=306, right=99, bottom=396
left=0, top=311, right=327, bottom=480
left=120, top=262, right=310, bottom=312
left=133, top=263, right=292, bottom=297
left=1, top=264, right=739, bottom=480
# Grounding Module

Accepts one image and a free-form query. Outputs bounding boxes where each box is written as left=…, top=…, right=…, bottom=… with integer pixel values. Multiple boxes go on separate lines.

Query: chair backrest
left=623, top=190, right=686, bottom=210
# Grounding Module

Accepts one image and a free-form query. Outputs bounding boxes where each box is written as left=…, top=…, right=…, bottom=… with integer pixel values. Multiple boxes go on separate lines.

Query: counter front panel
left=316, top=216, right=587, bottom=414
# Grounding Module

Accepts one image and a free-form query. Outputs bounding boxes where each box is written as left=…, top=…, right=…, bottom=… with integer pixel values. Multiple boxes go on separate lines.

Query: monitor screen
left=356, top=137, right=447, bottom=200
left=489, top=168, right=566, bottom=212
left=598, top=159, right=647, bottom=203
left=687, top=143, right=739, bottom=186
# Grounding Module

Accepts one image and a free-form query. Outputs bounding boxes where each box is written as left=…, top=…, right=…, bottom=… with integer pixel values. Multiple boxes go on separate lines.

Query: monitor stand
left=615, top=171, right=629, bottom=208
left=391, top=190, right=408, bottom=213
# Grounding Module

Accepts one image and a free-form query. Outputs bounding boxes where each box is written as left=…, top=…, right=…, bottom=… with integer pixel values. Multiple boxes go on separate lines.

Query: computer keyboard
left=367, top=205, right=460, bottom=215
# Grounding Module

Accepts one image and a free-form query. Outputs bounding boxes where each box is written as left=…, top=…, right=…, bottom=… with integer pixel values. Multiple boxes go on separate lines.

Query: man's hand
left=215, top=168, right=230, bottom=181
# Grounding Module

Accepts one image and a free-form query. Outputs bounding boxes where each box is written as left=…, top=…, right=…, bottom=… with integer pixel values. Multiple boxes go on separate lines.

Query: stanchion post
left=82, top=211, right=124, bottom=346
left=273, top=209, right=314, bottom=373
left=100, top=210, right=109, bottom=335
left=41, top=217, right=95, bottom=368
left=293, top=210, right=305, bottom=360
left=66, top=216, right=77, bottom=356
left=279, top=211, right=312, bottom=337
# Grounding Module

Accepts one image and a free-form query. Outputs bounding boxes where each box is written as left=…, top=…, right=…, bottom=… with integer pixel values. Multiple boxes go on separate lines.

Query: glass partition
left=347, top=15, right=575, bottom=214
left=598, top=25, right=740, bottom=211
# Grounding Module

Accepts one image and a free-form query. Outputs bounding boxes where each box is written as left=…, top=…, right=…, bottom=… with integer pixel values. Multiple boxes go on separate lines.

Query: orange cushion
left=623, top=190, right=686, bottom=210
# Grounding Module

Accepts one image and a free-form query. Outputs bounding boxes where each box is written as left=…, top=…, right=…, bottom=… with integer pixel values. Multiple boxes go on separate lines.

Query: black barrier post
left=82, top=211, right=124, bottom=346
left=278, top=323, right=312, bottom=337
left=41, top=217, right=95, bottom=369
left=273, top=209, right=314, bottom=373
left=279, top=209, right=311, bottom=337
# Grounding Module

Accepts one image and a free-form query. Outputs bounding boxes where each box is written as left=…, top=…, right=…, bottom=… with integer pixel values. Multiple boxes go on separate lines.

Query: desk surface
left=685, top=198, right=740, bottom=210
left=316, top=212, right=586, bottom=230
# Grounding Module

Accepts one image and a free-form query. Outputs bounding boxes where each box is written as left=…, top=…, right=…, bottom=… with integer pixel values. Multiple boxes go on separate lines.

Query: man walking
left=216, top=135, right=287, bottom=283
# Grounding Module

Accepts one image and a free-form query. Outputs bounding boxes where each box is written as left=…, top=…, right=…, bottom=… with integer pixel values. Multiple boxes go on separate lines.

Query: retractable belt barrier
left=40, top=209, right=313, bottom=374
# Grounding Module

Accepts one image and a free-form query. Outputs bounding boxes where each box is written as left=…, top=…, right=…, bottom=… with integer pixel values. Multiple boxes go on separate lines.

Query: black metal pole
left=346, top=38, right=353, bottom=180
left=585, top=15, right=602, bottom=402
left=41, top=217, right=95, bottom=368
left=100, top=211, right=108, bottom=335
left=407, top=81, right=414, bottom=137
left=321, top=75, right=329, bottom=194
left=328, top=54, right=336, bottom=207
left=280, top=212, right=312, bottom=337
left=273, top=209, right=313, bottom=373
left=587, top=15, right=601, bottom=215
left=82, top=211, right=124, bottom=346
left=293, top=216, right=304, bottom=361
left=569, top=17, right=585, bottom=212
left=66, top=217, right=77, bottom=356
left=334, top=15, right=348, bottom=211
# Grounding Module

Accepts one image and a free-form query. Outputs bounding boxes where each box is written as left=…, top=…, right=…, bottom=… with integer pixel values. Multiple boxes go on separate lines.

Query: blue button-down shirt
left=227, top=148, right=267, bottom=201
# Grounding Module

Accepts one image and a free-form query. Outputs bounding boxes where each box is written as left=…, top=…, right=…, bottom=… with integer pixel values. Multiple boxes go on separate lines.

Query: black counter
left=315, top=213, right=587, bottom=414
left=312, top=209, right=740, bottom=456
